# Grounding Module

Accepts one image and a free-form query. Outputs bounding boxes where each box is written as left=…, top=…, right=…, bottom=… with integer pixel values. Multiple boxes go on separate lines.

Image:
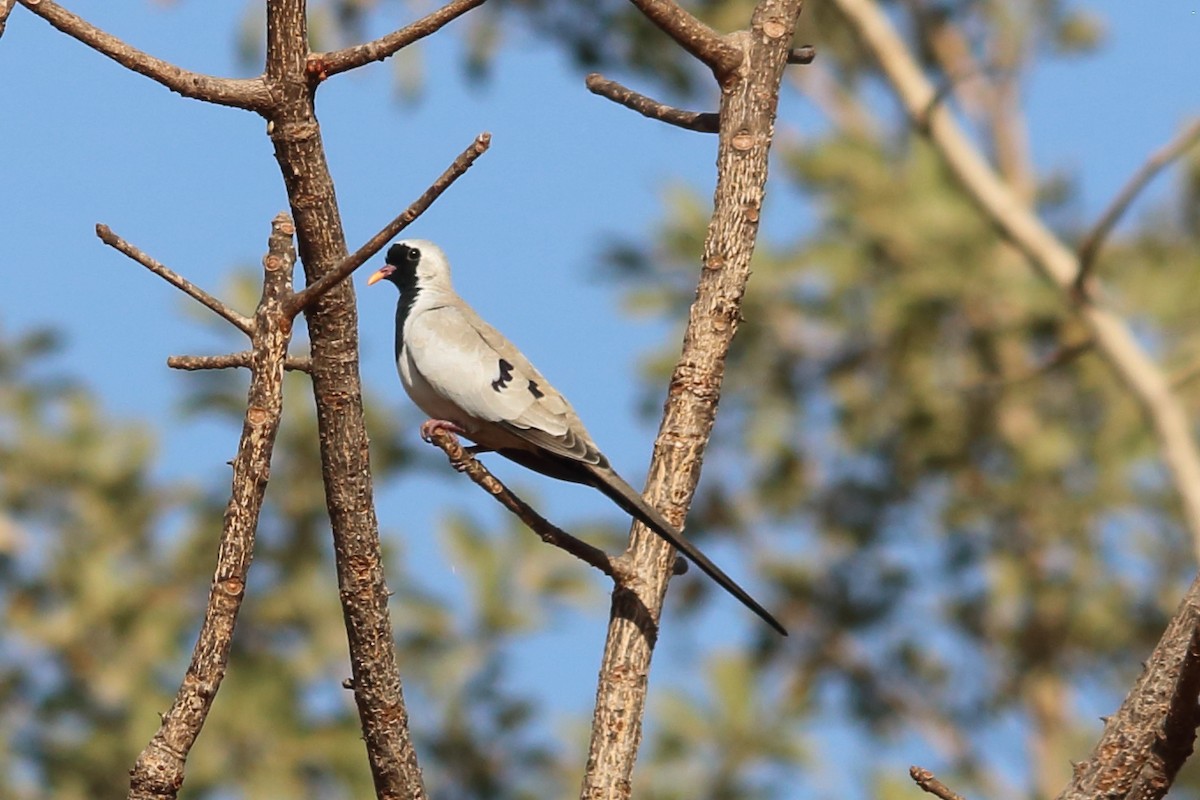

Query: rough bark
left=580, top=2, right=804, bottom=797
left=1055, top=575, right=1200, bottom=800
left=123, top=215, right=297, bottom=800
left=264, top=2, right=425, bottom=796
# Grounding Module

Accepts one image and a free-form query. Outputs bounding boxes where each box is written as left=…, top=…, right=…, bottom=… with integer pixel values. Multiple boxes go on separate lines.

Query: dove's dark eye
left=406, top=248, right=421, bottom=263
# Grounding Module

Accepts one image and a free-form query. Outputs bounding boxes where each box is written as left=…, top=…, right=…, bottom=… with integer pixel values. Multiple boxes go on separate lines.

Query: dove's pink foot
left=420, top=419, right=469, bottom=443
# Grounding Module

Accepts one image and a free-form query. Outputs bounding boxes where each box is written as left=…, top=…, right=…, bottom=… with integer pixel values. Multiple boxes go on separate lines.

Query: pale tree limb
left=626, top=0, right=742, bottom=77
left=287, top=132, right=491, bottom=315
left=832, top=0, right=1200, bottom=561
left=581, top=1, right=804, bottom=798
left=1076, top=118, right=1200, bottom=289
left=96, top=224, right=254, bottom=336
left=586, top=74, right=719, bottom=134
left=16, top=0, right=270, bottom=110
left=128, top=213, right=298, bottom=800
left=310, top=0, right=488, bottom=79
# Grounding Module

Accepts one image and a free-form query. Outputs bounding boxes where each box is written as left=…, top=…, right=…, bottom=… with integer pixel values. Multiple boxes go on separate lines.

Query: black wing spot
left=491, top=358, right=514, bottom=392
left=528, top=380, right=545, bottom=399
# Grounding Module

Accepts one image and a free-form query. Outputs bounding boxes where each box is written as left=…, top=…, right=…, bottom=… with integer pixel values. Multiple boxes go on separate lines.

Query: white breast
left=397, top=342, right=469, bottom=427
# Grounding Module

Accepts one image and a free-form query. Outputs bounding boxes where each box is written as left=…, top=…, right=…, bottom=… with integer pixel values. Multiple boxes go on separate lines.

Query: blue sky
left=1, top=0, right=1198, bottom=789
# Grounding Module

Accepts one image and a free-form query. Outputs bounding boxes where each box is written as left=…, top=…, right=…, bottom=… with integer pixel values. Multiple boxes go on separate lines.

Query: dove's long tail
left=586, top=465, right=787, bottom=636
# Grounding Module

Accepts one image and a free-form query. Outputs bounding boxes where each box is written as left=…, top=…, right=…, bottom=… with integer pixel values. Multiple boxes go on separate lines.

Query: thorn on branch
left=1075, top=118, right=1200, bottom=293
left=787, top=45, right=816, bottom=64
left=286, top=356, right=313, bottom=374
left=96, top=224, right=255, bottom=336
left=910, top=766, right=968, bottom=800
left=286, top=132, right=492, bottom=316
left=586, top=73, right=719, bottom=134
left=425, top=427, right=627, bottom=580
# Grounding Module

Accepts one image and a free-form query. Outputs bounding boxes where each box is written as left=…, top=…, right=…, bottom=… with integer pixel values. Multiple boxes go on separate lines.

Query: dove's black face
left=376, top=243, right=421, bottom=294
left=368, top=243, right=421, bottom=299
left=369, top=240, right=454, bottom=361
left=386, top=243, right=421, bottom=272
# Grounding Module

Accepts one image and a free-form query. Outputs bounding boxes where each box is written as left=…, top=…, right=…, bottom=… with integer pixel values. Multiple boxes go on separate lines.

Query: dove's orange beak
left=366, top=265, right=396, bottom=286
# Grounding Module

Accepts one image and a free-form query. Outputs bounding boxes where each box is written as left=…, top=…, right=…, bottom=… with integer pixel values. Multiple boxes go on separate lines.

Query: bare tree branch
left=96, top=224, right=254, bottom=336
left=581, top=2, right=804, bottom=797
left=167, top=352, right=312, bottom=373
left=1076, top=118, right=1200, bottom=290
left=586, top=73, right=719, bottom=133
left=168, top=353, right=251, bottom=370
left=426, top=428, right=628, bottom=580
left=1055, top=574, right=1200, bottom=800
left=832, top=0, right=1200, bottom=560
left=287, top=132, right=491, bottom=315
left=310, top=0, right=489, bottom=79
left=265, top=1, right=427, bottom=795
left=625, top=0, right=742, bottom=77
left=16, top=0, right=270, bottom=110
left=129, top=214, right=297, bottom=800
left=911, top=767, right=968, bottom=800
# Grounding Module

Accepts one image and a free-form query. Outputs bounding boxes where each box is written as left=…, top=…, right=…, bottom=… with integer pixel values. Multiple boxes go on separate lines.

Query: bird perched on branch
left=367, top=240, right=785, bottom=636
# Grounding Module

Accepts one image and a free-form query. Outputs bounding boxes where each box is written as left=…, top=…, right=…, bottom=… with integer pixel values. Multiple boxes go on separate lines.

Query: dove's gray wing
left=407, top=301, right=603, bottom=463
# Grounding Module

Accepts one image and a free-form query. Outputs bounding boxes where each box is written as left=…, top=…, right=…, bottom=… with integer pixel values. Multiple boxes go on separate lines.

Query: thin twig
left=0, top=0, right=18, bottom=38
left=168, top=352, right=312, bottom=373
left=287, top=132, right=491, bottom=316
left=1172, top=361, right=1200, bottom=391
left=910, top=767, right=968, bottom=800
left=625, top=0, right=742, bottom=76
left=129, top=214, right=297, bottom=799
left=168, top=353, right=251, bottom=370
left=426, top=429, right=626, bottom=580
left=1076, top=118, right=1200, bottom=290
left=586, top=74, right=719, bottom=133
left=310, top=0, right=489, bottom=79
left=17, top=0, right=269, bottom=110
left=96, top=224, right=254, bottom=336
left=965, top=339, right=1094, bottom=394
